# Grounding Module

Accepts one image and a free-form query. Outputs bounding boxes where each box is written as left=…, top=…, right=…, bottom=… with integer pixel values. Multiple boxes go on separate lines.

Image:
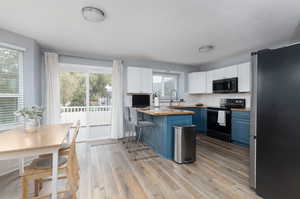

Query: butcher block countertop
left=137, top=108, right=195, bottom=116
left=231, top=108, right=251, bottom=112
left=169, top=105, right=207, bottom=108
left=170, top=105, right=250, bottom=112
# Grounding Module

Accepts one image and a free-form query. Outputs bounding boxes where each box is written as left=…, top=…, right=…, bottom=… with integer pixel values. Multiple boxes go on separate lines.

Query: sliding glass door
left=59, top=66, right=112, bottom=141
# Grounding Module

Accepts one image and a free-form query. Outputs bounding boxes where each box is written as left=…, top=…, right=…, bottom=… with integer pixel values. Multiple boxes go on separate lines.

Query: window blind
left=0, top=47, right=23, bottom=127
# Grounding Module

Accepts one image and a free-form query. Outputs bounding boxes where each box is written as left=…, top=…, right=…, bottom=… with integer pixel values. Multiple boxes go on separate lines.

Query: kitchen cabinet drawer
left=232, top=111, right=250, bottom=120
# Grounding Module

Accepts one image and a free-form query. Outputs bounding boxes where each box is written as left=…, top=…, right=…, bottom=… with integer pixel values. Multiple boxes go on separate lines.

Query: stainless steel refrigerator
left=250, top=43, right=300, bottom=199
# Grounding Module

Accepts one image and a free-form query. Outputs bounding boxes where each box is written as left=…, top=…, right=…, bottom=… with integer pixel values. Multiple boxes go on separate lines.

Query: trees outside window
left=60, top=72, right=112, bottom=107
left=59, top=71, right=112, bottom=127
left=0, top=47, right=23, bottom=127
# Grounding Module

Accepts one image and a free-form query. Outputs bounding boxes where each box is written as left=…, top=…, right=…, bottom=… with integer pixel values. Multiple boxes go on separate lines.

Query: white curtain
left=111, top=60, right=124, bottom=139
left=44, top=52, right=60, bottom=124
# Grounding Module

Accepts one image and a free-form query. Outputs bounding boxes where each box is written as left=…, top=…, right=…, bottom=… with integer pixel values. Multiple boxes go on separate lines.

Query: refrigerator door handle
left=250, top=53, right=258, bottom=189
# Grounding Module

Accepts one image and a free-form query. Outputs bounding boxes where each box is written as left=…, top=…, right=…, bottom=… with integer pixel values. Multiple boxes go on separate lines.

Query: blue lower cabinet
left=165, top=115, right=192, bottom=159
left=231, top=111, right=250, bottom=146
left=199, top=108, right=207, bottom=133
left=176, top=107, right=207, bottom=134
left=141, top=114, right=193, bottom=160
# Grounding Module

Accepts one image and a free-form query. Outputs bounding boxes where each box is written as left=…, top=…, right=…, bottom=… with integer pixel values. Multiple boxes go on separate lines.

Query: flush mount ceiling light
left=82, top=7, right=105, bottom=22
left=198, top=45, right=215, bottom=53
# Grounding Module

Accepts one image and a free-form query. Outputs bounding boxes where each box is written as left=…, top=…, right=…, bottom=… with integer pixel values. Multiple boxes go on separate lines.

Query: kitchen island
left=137, top=108, right=195, bottom=160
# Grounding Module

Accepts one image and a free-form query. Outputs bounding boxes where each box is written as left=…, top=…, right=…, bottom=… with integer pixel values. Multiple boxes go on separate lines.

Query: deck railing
left=60, top=106, right=112, bottom=126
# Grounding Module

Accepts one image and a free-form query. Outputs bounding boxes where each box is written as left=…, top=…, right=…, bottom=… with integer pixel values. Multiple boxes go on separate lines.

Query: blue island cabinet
left=141, top=114, right=193, bottom=160
left=231, top=111, right=250, bottom=147
left=174, top=107, right=207, bottom=134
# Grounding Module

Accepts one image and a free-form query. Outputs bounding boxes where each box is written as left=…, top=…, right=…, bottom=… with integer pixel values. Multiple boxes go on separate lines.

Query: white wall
left=0, top=29, right=42, bottom=176
left=0, top=29, right=42, bottom=107
left=75, top=126, right=112, bottom=142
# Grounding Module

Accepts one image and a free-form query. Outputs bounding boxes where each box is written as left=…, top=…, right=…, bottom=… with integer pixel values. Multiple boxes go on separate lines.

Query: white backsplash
left=125, top=93, right=252, bottom=108
left=183, top=93, right=251, bottom=108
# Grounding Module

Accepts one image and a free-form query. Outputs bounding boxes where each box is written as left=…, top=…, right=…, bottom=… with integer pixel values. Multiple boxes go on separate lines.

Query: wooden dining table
left=0, top=123, right=72, bottom=199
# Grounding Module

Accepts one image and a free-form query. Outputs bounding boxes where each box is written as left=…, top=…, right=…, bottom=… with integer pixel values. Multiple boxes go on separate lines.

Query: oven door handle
left=208, top=109, right=219, bottom=112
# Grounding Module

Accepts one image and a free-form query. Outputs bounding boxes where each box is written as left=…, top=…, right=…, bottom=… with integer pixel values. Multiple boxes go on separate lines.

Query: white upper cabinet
left=223, top=65, right=238, bottom=78
left=188, top=63, right=251, bottom=94
left=141, top=68, right=153, bottom=93
left=213, top=68, right=223, bottom=80
left=127, top=67, right=140, bottom=93
left=213, top=65, right=237, bottom=80
left=127, top=67, right=153, bottom=94
left=188, top=72, right=206, bottom=94
left=237, top=62, right=251, bottom=92
left=206, top=70, right=214, bottom=93
left=188, top=72, right=198, bottom=93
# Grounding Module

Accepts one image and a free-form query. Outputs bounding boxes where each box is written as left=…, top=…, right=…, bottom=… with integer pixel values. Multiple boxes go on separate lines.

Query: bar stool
left=129, top=108, right=158, bottom=161
left=123, top=107, right=134, bottom=149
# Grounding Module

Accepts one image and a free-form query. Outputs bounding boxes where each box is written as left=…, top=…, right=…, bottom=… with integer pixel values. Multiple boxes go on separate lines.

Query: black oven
left=206, top=98, right=245, bottom=142
left=213, top=77, right=238, bottom=93
left=207, top=107, right=232, bottom=142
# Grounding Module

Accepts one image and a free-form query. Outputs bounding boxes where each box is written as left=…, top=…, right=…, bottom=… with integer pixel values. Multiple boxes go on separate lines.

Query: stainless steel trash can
left=174, top=125, right=196, bottom=164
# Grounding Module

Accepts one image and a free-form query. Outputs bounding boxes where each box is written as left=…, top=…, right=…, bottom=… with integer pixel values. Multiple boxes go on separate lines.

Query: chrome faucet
left=169, top=89, right=177, bottom=106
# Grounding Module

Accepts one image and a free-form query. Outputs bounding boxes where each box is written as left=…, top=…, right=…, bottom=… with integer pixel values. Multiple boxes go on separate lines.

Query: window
left=59, top=71, right=112, bottom=126
left=0, top=47, right=23, bottom=128
left=153, top=73, right=178, bottom=100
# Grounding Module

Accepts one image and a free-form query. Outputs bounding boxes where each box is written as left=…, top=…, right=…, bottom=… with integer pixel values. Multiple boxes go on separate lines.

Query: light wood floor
left=0, top=135, right=261, bottom=199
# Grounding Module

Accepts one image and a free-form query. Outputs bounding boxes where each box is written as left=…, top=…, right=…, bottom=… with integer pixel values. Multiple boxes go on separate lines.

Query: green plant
left=14, top=105, right=45, bottom=120
left=153, top=92, right=160, bottom=98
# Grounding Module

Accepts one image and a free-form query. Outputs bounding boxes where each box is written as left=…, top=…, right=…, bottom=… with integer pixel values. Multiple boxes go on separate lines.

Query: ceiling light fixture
left=82, top=7, right=105, bottom=22
left=198, top=45, right=215, bottom=53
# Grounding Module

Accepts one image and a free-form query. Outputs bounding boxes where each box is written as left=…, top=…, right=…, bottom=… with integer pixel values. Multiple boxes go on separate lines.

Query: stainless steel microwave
left=213, top=77, right=238, bottom=93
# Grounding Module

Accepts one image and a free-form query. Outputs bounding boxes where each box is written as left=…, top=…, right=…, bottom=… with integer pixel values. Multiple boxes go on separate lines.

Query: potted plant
left=15, top=105, right=45, bottom=132
left=153, top=92, right=160, bottom=107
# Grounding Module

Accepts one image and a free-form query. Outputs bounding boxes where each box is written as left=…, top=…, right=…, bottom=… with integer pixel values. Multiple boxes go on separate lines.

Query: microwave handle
left=228, top=82, right=231, bottom=89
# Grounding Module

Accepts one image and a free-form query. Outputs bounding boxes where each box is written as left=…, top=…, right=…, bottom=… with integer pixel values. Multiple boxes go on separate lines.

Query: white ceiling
left=1, top=0, right=300, bottom=65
